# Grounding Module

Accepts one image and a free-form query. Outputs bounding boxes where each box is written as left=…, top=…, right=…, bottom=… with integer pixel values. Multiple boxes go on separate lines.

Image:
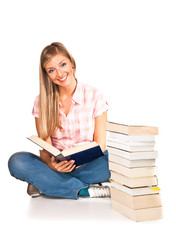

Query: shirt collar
left=72, top=81, right=83, bottom=105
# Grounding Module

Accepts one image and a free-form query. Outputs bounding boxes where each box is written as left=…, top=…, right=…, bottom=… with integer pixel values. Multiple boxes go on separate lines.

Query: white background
left=0, top=0, right=176, bottom=239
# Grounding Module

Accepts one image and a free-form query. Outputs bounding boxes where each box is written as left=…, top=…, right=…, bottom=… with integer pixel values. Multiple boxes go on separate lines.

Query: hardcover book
left=111, top=200, right=162, bottom=222
left=28, top=135, right=103, bottom=166
left=110, top=171, right=157, bottom=188
left=111, top=180, right=160, bottom=196
left=106, top=122, right=158, bottom=136
left=107, top=146, right=158, bottom=160
left=109, top=161, right=156, bottom=178
left=107, top=140, right=155, bottom=152
left=110, top=187, right=162, bottom=209
left=107, top=131, right=155, bottom=142
left=109, top=153, right=156, bottom=168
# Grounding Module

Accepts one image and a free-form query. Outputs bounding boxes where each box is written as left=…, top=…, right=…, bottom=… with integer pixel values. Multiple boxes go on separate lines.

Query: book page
left=28, top=135, right=61, bottom=157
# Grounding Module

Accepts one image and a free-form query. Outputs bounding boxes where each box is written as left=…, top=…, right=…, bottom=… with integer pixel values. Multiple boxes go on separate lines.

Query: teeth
left=59, top=75, right=67, bottom=81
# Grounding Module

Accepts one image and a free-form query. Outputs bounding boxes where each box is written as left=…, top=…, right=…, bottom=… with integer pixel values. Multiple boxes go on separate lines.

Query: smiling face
left=45, top=54, right=75, bottom=87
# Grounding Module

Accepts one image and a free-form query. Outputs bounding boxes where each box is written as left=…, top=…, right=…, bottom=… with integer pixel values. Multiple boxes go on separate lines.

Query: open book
left=28, top=135, right=104, bottom=166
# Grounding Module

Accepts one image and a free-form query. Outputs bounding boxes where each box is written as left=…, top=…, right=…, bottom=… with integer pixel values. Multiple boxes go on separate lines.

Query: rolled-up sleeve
left=93, top=90, right=109, bottom=118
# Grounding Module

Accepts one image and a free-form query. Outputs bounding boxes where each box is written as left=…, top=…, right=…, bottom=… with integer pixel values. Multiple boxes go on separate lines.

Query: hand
left=50, top=157, right=76, bottom=172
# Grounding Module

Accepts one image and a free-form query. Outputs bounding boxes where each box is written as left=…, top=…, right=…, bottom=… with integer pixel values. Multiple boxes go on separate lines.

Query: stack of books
left=106, top=122, right=162, bottom=222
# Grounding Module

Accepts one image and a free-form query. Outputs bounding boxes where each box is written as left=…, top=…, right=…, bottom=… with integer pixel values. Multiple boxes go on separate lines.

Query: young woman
left=8, top=42, right=111, bottom=199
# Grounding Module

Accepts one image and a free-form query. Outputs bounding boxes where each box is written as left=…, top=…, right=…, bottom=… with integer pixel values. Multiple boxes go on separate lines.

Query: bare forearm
left=93, top=112, right=107, bottom=152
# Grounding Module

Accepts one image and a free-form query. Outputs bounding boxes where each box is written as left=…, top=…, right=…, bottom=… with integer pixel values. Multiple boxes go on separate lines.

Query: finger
left=51, top=158, right=67, bottom=167
left=63, top=163, right=76, bottom=172
left=68, top=164, right=76, bottom=172
left=51, top=156, right=56, bottom=163
left=50, top=157, right=56, bottom=169
left=57, top=159, right=67, bottom=165
left=57, top=161, right=75, bottom=172
left=63, top=161, right=76, bottom=172
left=53, top=161, right=70, bottom=172
left=61, top=160, right=74, bottom=167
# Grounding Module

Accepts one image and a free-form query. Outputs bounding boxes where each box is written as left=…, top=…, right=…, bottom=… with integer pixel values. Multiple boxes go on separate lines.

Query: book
left=111, top=200, right=162, bottom=222
left=108, top=121, right=162, bottom=222
left=107, top=146, right=158, bottom=160
left=107, top=140, right=155, bottom=152
left=28, top=135, right=103, bottom=166
left=106, top=122, right=158, bottom=136
left=111, top=180, right=160, bottom=196
left=109, top=161, right=156, bottom=178
left=110, top=171, right=157, bottom=188
left=110, top=187, right=162, bottom=209
left=107, top=136, right=155, bottom=146
left=107, top=131, right=155, bottom=142
left=109, top=153, right=156, bottom=168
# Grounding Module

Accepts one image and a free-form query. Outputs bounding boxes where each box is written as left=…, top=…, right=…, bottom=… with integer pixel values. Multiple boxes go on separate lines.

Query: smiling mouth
left=58, top=74, right=68, bottom=82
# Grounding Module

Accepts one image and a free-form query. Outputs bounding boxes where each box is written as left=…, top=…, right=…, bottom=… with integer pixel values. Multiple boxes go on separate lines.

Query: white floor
left=1, top=173, right=175, bottom=240
left=3, top=130, right=176, bottom=239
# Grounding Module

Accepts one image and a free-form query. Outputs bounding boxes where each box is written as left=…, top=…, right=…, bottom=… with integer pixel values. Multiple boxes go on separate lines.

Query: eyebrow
left=46, top=60, right=65, bottom=70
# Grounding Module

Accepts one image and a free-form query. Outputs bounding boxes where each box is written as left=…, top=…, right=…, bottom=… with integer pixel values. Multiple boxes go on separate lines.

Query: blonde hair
left=39, top=42, right=76, bottom=140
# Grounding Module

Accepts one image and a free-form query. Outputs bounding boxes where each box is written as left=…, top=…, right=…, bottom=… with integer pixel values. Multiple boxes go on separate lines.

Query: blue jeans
left=8, top=150, right=110, bottom=199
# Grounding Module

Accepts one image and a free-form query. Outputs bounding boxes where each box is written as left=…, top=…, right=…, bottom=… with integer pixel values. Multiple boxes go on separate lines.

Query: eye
left=48, top=69, right=54, bottom=73
left=61, top=62, right=66, bottom=67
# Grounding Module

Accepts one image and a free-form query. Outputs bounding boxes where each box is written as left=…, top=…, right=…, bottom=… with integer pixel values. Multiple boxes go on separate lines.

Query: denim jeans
left=8, top=150, right=110, bottom=199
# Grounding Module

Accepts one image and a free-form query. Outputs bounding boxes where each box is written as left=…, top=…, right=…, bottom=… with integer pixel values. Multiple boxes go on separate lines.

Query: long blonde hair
left=39, top=42, right=76, bottom=140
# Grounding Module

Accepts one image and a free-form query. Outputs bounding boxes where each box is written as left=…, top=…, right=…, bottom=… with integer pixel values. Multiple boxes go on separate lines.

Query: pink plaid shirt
left=32, top=81, right=108, bottom=150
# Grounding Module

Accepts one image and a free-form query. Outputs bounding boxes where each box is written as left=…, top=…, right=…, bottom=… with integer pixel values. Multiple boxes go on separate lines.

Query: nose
left=56, top=67, right=64, bottom=78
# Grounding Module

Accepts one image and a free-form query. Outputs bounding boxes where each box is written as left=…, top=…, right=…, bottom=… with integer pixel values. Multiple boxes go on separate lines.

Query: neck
left=58, top=78, right=77, bottom=99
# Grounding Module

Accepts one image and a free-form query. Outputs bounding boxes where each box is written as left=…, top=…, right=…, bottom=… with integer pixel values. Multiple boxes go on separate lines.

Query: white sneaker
left=99, top=181, right=111, bottom=187
left=88, top=185, right=111, bottom=198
